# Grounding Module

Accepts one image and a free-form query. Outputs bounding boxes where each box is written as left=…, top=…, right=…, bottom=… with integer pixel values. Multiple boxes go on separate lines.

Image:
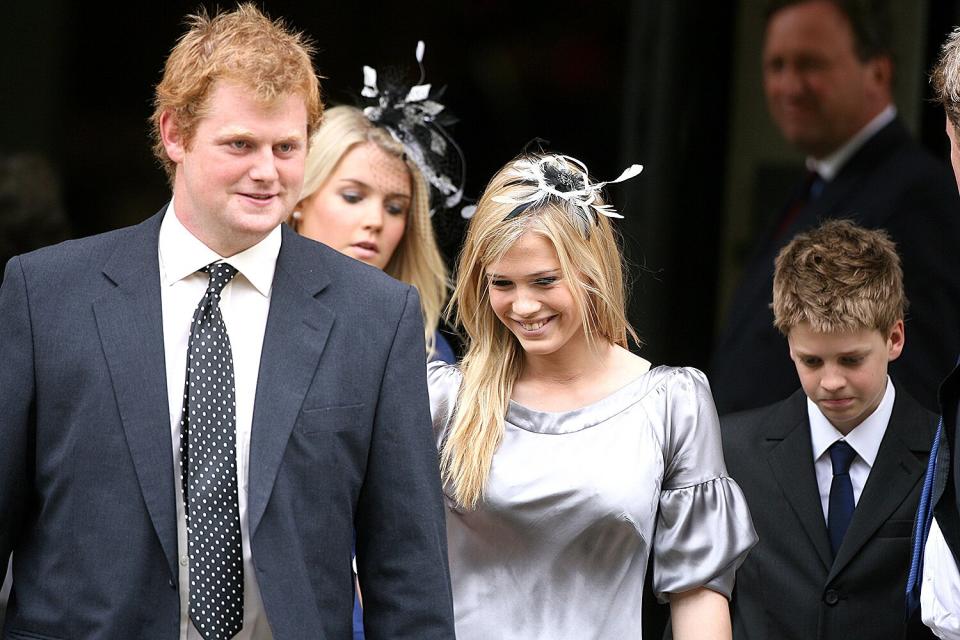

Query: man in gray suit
left=0, top=5, right=454, bottom=639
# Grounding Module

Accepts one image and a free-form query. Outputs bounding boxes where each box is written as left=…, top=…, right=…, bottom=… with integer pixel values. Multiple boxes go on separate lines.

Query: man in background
left=0, top=151, right=70, bottom=270
left=711, top=0, right=960, bottom=415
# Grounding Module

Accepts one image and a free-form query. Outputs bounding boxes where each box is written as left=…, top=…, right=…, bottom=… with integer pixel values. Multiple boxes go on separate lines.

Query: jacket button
left=168, top=578, right=177, bottom=590
left=823, top=589, right=839, bottom=605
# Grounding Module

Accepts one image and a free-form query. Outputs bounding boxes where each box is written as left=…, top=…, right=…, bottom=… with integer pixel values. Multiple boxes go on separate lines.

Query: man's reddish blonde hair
left=150, top=3, right=323, bottom=183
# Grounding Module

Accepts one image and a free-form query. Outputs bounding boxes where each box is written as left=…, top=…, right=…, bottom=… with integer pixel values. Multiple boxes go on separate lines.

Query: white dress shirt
left=807, top=104, right=896, bottom=180
left=922, top=518, right=960, bottom=638
left=159, top=205, right=277, bottom=639
left=808, top=377, right=895, bottom=523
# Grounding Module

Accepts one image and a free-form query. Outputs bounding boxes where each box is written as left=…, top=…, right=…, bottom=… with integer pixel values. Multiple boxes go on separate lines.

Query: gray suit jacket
left=723, top=385, right=936, bottom=640
left=0, top=211, right=455, bottom=639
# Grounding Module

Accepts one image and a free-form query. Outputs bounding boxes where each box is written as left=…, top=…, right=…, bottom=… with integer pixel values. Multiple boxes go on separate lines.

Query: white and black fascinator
left=490, top=154, right=643, bottom=237
left=360, top=41, right=467, bottom=215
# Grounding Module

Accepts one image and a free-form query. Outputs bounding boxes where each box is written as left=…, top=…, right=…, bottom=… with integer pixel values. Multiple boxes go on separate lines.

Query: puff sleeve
left=652, top=367, right=758, bottom=601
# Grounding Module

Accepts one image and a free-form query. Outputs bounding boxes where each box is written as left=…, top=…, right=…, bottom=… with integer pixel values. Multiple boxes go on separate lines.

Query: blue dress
left=431, top=330, right=456, bottom=366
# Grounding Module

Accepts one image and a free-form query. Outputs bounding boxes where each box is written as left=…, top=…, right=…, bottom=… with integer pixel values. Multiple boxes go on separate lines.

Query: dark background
left=5, top=0, right=959, bottom=370
left=3, top=0, right=960, bottom=635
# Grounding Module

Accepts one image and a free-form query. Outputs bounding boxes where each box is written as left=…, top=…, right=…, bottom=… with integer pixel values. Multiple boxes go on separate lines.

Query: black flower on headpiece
left=493, top=154, right=643, bottom=237
left=541, top=161, right=586, bottom=194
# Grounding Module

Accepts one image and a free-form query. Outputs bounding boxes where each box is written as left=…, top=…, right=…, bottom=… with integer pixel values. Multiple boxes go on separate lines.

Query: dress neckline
left=506, top=365, right=670, bottom=435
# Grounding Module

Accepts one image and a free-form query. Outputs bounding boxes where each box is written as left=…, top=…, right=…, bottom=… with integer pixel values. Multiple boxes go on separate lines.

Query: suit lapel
left=939, top=361, right=960, bottom=494
left=803, top=118, right=906, bottom=230
left=934, top=363, right=960, bottom=561
left=92, top=212, right=179, bottom=580
left=767, top=392, right=834, bottom=570
left=247, top=229, right=334, bottom=537
left=828, top=388, right=931, bottom=581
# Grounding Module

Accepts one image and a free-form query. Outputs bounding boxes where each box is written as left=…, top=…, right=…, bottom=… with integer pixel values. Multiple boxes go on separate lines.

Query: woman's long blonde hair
left=441, top=154, right=638, bottom=508
left=292, top=105, right=448, bottom=356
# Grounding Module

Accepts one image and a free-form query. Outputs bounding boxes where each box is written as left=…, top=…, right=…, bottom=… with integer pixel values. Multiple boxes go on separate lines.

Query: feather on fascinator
left=360, top=41, right=466, bottom=214
left=489, top=154, right=643, bottom=237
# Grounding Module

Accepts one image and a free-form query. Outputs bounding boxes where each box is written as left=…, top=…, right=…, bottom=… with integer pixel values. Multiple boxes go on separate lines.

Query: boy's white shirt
left=807, top=376, right=894, bottom=523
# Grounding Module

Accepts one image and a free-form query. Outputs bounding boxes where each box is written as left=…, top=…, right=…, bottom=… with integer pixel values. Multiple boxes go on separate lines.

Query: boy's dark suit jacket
left=723, top=384, right=937, bottom=640
left=0, top=211, right=455, bottom=639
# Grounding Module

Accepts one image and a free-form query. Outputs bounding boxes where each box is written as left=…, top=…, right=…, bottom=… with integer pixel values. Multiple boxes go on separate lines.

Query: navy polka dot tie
left=179, top=262, right=244, bottom=639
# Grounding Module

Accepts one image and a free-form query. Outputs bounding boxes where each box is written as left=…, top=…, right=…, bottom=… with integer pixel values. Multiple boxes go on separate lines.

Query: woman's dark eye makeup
left=488, top=270, right=562, bottom=288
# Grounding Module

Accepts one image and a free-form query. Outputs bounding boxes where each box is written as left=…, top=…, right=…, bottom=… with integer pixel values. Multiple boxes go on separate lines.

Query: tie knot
left=829, top=440, right=856, bottom=474
left=202, top=262, right=238, bottom=298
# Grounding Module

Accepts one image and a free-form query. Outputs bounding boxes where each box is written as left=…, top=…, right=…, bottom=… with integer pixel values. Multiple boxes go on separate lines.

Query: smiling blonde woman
left=429, top=152, right=757, bottom=640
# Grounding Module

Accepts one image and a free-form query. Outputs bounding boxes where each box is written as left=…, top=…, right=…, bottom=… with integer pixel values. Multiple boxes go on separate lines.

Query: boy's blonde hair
left=772, top=219, right=906, bottom=335
left=441, top=153, right=638, bottom=508
left=151, top=3, right=323, bottom=184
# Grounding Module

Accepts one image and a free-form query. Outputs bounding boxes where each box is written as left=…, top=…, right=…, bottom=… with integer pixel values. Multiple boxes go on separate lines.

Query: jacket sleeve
left=0, top=256, right=36, bottom=586
left=354, top=285, right=455, bottom=639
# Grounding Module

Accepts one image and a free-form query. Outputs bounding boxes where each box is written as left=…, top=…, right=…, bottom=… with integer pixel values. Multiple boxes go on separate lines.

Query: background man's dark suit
left=0, top=211, right=454, bottom=638
left=712, top=118, right=960, bottom=414
left=723, top=384, right=937, bottom=640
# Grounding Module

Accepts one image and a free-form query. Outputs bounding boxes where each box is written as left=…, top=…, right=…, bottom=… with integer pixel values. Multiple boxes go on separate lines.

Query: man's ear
left=867, top=55, right=893, bottom=95
left=159, top=110, right=186, bottom=163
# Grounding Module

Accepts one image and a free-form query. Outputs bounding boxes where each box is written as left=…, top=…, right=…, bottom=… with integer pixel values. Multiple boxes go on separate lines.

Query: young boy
left=723, top=219, right=937, bottom=640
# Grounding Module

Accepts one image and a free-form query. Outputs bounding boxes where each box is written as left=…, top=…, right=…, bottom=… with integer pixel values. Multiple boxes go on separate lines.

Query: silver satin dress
left=428, top=363, right=758, bottom=639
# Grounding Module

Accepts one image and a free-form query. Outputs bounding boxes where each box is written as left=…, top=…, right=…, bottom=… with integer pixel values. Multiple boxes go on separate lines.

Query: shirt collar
left=158, top=200, right=281, bottom=297
left=808, top=376, right=895, bottom=468
left=807, top=104, right=896, bottom=182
